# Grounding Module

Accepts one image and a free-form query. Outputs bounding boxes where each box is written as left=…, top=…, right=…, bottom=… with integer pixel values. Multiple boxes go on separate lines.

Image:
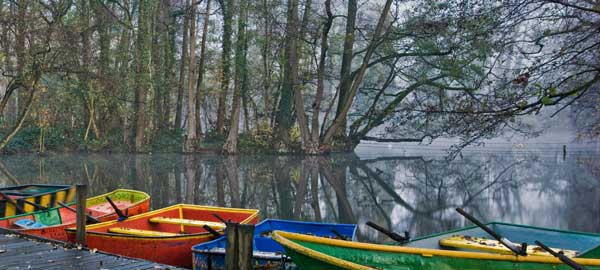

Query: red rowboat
left=65, top=204, right=259, bottom=268
left=0, top=189, right=150, bottom=241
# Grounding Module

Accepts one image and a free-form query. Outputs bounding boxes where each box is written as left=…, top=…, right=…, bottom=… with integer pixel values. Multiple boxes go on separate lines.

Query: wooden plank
left=149, top=217, right=226, bottom=229
left=0, top=233, right=185, bottom=270
left=108, top=227, right=180, bottom=237
left=439, top=235, right=578, bottom=257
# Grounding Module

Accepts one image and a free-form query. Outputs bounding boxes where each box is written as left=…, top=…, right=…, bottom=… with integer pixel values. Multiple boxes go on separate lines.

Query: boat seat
left=148, top=217, right=226, bottom=229
left=108, top=227, right=180, bottom=237
left=13, top=219, right=46, bottom=229
left=439, top=235, right=578, bottom=257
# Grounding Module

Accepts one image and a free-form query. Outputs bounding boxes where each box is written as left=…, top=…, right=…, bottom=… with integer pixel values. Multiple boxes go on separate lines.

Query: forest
left=0, top=0, right=598, bottom=154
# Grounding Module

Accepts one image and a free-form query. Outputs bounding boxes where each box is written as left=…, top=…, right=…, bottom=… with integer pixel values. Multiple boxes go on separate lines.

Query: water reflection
left=0, top=151, right=598, bottom=241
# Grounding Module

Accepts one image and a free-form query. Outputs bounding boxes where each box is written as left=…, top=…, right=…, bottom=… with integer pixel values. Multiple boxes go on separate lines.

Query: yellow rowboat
left=0, top=184, right=75, bottom=217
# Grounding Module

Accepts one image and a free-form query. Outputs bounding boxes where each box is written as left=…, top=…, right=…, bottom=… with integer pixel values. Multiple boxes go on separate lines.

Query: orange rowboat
left=0, top=189, right=150, bottom=241
left=65, top=204, right=259, bottom=268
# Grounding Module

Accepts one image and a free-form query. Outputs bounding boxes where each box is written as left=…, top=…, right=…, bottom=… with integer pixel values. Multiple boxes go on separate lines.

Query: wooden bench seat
left=108, top=227, right=180, bottom=237
left=148, top=217, right=226, bottom=229
left=439, top=235, right=578, bottom=257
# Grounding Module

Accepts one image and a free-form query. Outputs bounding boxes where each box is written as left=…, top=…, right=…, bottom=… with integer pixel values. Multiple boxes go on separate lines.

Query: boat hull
left=192, top=219, right=357, bottom=270
left=0, top=184, right=76, bottom=217
left=273, top=231, right=600, bottom=270
left=0, top=189, right=150, bottom=241
left=66, top=204, right=259, bottom=268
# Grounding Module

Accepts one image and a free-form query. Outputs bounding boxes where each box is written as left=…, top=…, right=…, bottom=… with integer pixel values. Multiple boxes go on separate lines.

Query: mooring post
left=75, top=184, right=87, bottom=245
left=563, top=145, right=567, bottom=160
left=225, top=222, right=239, bottom=270
left=237, top=224, right=255, bottom=270
left=224, top=222, right=255, bottom=270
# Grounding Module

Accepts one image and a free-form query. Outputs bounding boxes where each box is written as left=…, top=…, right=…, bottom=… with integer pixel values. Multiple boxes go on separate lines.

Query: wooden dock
left=0, top=230, right=185, bottom=270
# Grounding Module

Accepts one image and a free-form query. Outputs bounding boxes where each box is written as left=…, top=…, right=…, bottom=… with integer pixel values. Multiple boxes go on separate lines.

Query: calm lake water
left=1, top=145, right=598, bottom=242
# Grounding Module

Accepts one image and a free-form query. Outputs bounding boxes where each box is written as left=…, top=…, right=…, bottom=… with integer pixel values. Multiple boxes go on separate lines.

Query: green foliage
left=541, top=96, right=554, bottom=105
left=238, top=133, right=271, bottom=153
left=149, top=128, right=183, bottom=152
left=1, top=126, right=76, bottom=153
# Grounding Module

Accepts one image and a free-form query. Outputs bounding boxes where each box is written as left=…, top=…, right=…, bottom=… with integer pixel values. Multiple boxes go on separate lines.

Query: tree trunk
left=94, top=0, right=114, bottom=134
left=79, top=0, right=95, bottom=141
left=152, top=0, right=164, bottom=136
left=195, top=0, right=211, bottom=137
left=285, top=0, right=311, bottom=149
left=216, top=0, right=234, bottom=135
left=183, top=0, right=198, bottom=153
left=306, top=0, right=333, bottom=153
left=272, top=0, right=300, bottom=150
left=175, top=1, right=190, bottom=130
left=261, top=0, right=272, bottom=129
left=0, top=82, right=37, bottom=151
left=116, top=1, right=132, bottom=144
left=133, top=0, right=153, bottom=152
left=222, top=0, right=247, bottom=154
left=163, top=0, right=177, bottom=130
left=322, top=0, right=393, bottom=145
left=333, top=0, right=357, bottom=139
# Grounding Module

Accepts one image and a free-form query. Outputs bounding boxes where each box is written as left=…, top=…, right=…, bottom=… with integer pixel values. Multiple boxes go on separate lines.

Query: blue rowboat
left=191, top=219, right=357, bottom=270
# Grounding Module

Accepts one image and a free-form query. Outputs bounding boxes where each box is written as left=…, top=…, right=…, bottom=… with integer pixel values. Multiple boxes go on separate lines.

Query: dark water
left=0, top=147, right=598, bottom=242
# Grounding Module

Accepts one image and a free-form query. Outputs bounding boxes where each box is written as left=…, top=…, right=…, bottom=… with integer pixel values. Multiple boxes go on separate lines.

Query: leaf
left=541, top=96, right=554, bottom=105
left=548, top=87, right=557, bottom=95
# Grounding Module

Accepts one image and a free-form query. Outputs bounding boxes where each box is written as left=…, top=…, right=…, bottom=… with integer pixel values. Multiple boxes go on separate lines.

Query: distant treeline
left=0, top=0, right=597, bottom=154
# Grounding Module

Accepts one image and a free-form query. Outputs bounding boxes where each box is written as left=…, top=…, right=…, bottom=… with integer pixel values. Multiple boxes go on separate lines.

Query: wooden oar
left=212, top=213, right=228, bottom=223
left=17, top=199, right=49, bottom=211
left=105, top=196, right=127, bottom=221
left=366, top=221, right=410, bottom=243
left=330, top=229, right=348, bottom=241
left=57, top=201, right=101, bottom=224
left=456, top=208, right=527, bottom=256
left=203, top=224, right=223, bottom=238
left=534, top=240, right=587, bottom=270
left=0, top=190, right=26, bottom=213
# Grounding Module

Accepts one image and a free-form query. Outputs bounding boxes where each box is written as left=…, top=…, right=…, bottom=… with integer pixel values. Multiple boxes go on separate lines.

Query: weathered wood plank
left=0, top=232, right=184, bottom=269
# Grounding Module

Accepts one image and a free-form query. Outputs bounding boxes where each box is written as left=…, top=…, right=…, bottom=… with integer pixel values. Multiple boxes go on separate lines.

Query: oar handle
left=57, top=201, right=101, bottom=224
left=203, top=224, right=222, bottom=238
left=534, top=241, right=587, bottom=270
left=19, top=199, right=49, bottom=211
left=105, top=196, right=126, bottom=220
left=366, top=221, right=409, bottom=243
left=0, top=191, right=26, bottom=213
left=456, top=208, right=525, bottom=256
left=212, top=213, right=228, bottom=223
left=330, top=229, right=348, bottom=241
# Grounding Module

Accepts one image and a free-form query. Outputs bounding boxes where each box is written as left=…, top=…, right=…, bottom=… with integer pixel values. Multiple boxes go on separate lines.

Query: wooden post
left=224, top=222, right=255, bottom=270
left=75, top=184, right=87, bottom=245
left=237, top=224, right=255, bottom=270
left=224, top=222, right=239, bottom=270
left=563, top=145, right=567, bottom=160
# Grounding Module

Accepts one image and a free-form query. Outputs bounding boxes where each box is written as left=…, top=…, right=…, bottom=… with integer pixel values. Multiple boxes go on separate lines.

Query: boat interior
left=405, top=222, right=600, bottom=258
left=194, top=219, right=356, bottom=255
left=87, top=205, right=256, bottom=237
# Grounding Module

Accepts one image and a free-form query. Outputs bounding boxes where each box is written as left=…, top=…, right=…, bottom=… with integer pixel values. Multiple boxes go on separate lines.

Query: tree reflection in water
left=0, top=151, right=598, bottom=240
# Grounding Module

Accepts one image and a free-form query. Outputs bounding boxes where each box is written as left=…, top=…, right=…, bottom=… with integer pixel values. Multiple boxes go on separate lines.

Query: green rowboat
left=272, top=222, right=600, bottom=270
